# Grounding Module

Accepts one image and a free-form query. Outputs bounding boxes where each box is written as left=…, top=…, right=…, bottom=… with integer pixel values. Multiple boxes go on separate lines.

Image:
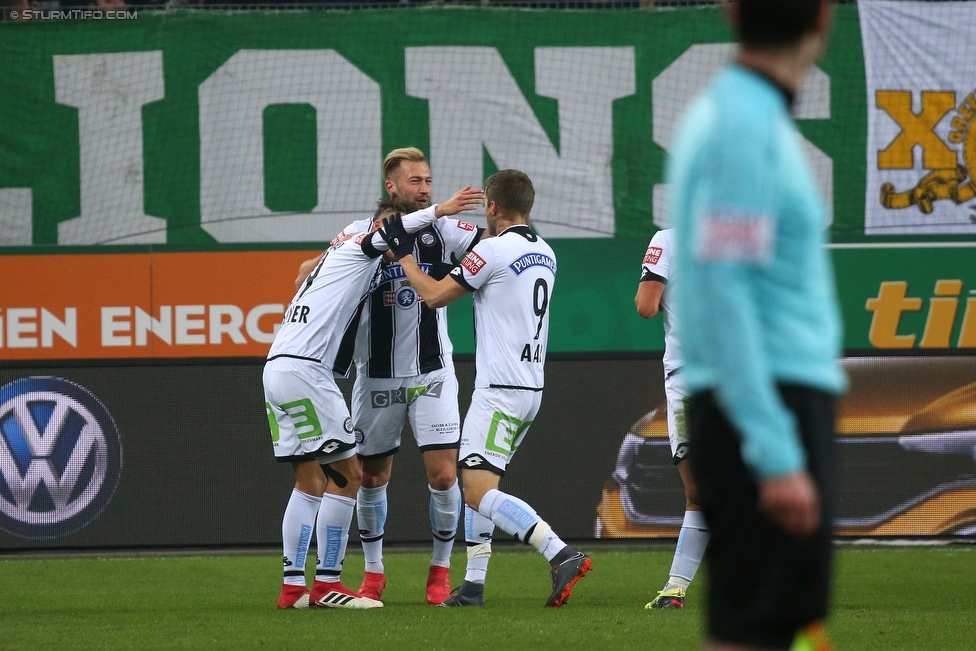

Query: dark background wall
left=5, top=354, right=976, bottom=549
left=0, top=357, right=666, bottom=549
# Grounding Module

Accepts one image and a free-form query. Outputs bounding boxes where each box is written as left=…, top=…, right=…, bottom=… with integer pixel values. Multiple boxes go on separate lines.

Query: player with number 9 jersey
left=450, top=225, right=555, bottom=392
left=385, top=169, right=591, bottom=610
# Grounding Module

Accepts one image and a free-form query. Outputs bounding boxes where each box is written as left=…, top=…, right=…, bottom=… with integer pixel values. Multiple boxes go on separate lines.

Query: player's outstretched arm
left=435, top=186, right=484, bottom=218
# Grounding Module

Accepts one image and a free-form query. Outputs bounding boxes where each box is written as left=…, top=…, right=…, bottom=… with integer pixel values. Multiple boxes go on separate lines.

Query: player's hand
left=758, top=471, right=821, bottom=537
left=435, top=186, right=484, bottom=217
left=380, top=214, right=415, bottom=260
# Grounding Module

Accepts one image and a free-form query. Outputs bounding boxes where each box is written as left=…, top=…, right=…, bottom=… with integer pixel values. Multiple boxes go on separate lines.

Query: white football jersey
left=338, top=217, right=483, bottom=378
left=450, top=224, right=556, bottom=390
left=640, top=228, right=683, bottom=376
left=268, top=206, right=440, bottom=374
left=267, top=230, right=385, bottom=374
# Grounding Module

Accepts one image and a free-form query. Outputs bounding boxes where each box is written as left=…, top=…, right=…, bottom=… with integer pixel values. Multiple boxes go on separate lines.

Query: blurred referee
left=668, top=1, right=846, bottom=650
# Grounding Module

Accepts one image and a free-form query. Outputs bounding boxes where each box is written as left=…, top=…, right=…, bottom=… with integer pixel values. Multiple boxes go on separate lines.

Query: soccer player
left=330, top=148, right=485, bottom=605
left=668, top=1, right=845, bottom=649
left=382, top=169, right=591, bottom=609
left=634, top=228, right=709, bottom=610
left=268, top=189, right=481, bottom=610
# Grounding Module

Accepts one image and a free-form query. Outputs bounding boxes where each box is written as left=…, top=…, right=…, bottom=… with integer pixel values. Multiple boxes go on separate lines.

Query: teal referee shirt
left=668, top=65, right=847, bottom=480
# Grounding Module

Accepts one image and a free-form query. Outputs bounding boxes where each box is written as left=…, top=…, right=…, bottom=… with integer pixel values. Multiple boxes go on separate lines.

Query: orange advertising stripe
left=0, top=251, right=321, bottom=361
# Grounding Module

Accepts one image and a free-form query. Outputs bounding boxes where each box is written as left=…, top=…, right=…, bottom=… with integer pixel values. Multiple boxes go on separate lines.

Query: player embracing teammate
left=265, top=183, right=482, bottom=610
left=387, top=169, right=591, bottom=608
left=333, top=148, right=485, bottom=605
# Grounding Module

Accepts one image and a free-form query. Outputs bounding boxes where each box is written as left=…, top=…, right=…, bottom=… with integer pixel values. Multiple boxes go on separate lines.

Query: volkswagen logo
left=0, top=377, right=122, bottom=539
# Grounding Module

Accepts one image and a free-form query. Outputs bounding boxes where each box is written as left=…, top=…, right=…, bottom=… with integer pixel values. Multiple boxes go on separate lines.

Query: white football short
left=352, top=368, right=460, bottom=458
left=664, top=369, right=690, bottom=463
left=263, top=357, right=360, bottom=464
left=458, top=387, right=543, bottom=476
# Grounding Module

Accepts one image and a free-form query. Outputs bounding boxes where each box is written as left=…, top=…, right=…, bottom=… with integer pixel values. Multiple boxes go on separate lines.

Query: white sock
left=315, top=493, right=355, bottom=584
left=357, top=484, right=387, bottom=574
left=282, top=489, right=321, bottom=586
left=478, top=489, right=567, bottom=561
left=429, top=481, right=461, bottom=568
left=463, top=505, right=494, bottom=584
left=665, top=510, right=709, bottom=591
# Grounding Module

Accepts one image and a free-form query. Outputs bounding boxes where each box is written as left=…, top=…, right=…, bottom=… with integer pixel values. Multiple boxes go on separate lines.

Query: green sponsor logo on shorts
left=266, top=403, right=280, bottom=442
left=675, top=398, right=690, bottom=445
left=407, top=385, right=426, bottom=403
left=486, top=411, right=531, bottom=456
left=280, top=398, right=323, bottom=440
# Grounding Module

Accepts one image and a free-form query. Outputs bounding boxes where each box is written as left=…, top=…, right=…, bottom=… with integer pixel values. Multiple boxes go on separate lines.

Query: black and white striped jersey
left=449, top=225, right=556, bottom=391
left=338, top=216, right=483, bottom=379
left=269, top=206, right=441, bottom=376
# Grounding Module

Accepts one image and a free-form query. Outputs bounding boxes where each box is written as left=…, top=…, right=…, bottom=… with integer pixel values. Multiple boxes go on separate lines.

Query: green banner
left=1, top=6, right=973, bottom=353
left=0, top=5, right=870, bottom=245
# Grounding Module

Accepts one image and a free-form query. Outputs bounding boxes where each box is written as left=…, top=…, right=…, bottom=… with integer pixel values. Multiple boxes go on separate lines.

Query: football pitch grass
left=1, top=545, right=973, bottom=650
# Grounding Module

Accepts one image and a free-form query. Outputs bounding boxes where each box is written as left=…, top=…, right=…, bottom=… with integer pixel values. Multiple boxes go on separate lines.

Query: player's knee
left=361, top=471, right=389, bottom=488
left=684, top=479, right=701, bottom=508
left=427, top=466, right=457, bottom=491
left=344, top=462, right=364, bottom=490
left=294, top=461, right=328, bottom=497
left=360, top=457, right=393, bottom=487
left=295, top=474, right=327, bottom=497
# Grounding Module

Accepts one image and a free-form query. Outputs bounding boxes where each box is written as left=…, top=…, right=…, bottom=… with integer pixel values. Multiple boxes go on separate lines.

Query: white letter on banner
left=102, top=307, right=132, bottom=347
left=135, top=306, right=172, bottom=346
left=209, top=305, right=246, bottom=344
left=54, top=52, right=167, bottom=244
left=41, top=308, right=77, bottom=348
left=175, top=305, right=206, bottom=345
left=651, top=44, right=833, bottom=227
left=198, top=50, right=381, bottom=242
left=7, top=308, right=38, bottom=348
left=406, top=47, right=635, bottom=238
left=245, top=304, right=282, bottom=343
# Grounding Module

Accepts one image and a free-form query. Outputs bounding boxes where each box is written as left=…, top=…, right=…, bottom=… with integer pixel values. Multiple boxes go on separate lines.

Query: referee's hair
left=485, top=169, right=534, bottom=217
left=382, top=147, right=427, bottom=181
left=735, top=0, right=825, bottom=48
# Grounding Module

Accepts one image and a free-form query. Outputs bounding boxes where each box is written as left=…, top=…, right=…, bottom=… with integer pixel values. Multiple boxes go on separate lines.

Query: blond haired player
left=328, top=148, right=485, bottom=605
left=270, top=188, right=481, bottom=610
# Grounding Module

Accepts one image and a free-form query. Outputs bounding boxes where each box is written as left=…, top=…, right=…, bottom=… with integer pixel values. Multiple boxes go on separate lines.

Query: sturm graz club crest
left=0, top=377, right=122, bottom=539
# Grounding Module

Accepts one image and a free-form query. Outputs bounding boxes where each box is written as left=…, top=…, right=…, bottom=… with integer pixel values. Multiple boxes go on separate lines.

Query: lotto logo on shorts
left=461, top=251, right=486, bottom=275
left=457, top=221, right=475, bottom=231
left=644, top=246, right=663, bottom=265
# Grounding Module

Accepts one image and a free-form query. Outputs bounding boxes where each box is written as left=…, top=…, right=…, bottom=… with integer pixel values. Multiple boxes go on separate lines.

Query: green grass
left=0, top=546, right=973, bottom=650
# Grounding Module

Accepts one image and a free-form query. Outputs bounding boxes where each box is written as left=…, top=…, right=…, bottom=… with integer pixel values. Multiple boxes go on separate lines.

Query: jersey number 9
left=533, top=278, right=549, bottom=340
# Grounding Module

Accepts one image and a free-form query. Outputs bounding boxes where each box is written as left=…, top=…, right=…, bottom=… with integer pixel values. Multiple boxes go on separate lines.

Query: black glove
left=380, top=213, right=415, bottom=260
